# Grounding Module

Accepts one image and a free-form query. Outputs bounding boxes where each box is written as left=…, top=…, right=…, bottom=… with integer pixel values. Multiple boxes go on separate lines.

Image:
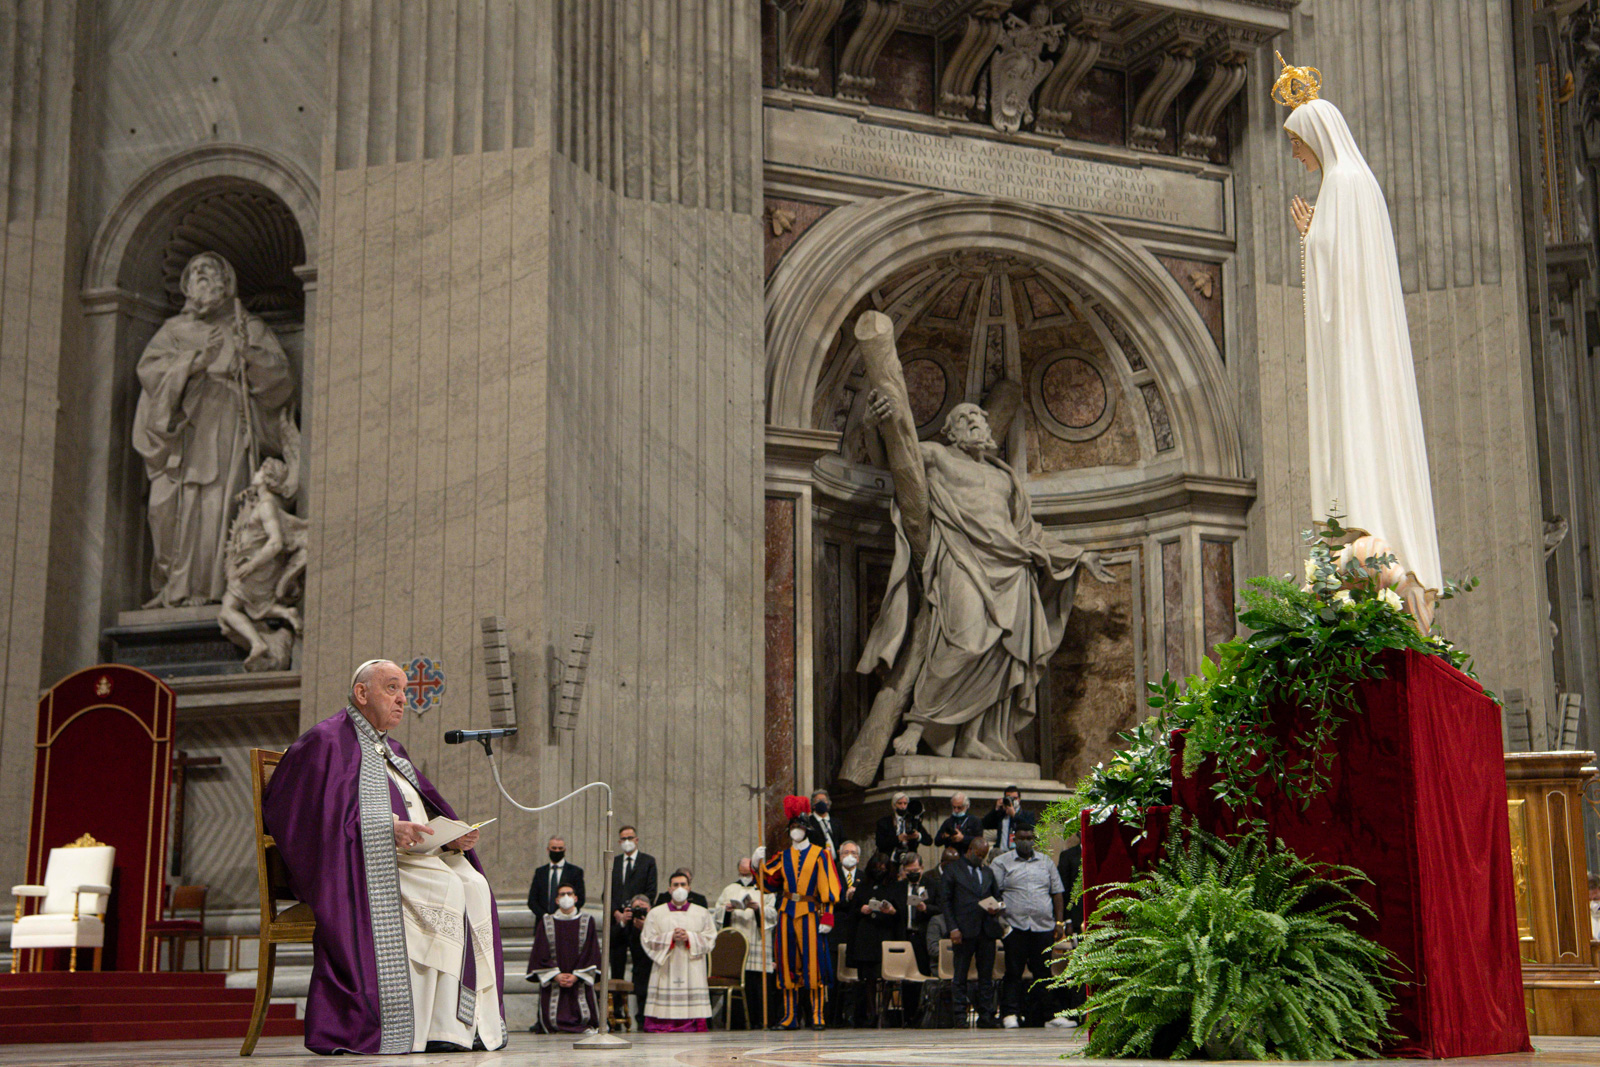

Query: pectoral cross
left=170, top=751, right=222, bottom=877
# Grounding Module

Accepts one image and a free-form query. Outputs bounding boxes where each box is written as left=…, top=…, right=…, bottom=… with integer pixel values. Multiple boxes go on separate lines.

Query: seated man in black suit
left=654, top=867, right=709, bottom=908
left=875, top=792, right=931, bottom=861
left=934, top=792, right=984, bottom=852
left=941, top=837, right=1004, bottom=1028
left=527, top=834, right=585, bottom=918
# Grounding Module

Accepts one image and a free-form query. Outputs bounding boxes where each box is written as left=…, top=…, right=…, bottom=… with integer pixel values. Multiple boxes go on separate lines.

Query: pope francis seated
left=263, top=659, right=506, bottom=1054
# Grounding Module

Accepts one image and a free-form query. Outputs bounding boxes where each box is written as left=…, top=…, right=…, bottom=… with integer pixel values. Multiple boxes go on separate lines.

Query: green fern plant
left=1055, top=825, right=1397, bottom=1060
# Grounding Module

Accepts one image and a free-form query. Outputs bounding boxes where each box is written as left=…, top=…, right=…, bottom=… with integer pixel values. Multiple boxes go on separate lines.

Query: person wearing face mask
left=609, top=825, right=658, bottom=1022
left=714, top=858, right=778, bottom=1028
left=640, top=871, right=718, bottom=1032
left=803, top=790, right=838, bottom=853
left=934, top=792, right=983, bottom=852
left=757, top=797, right=842, bottom=1030
left=989, top=814, right=1064, bottom=1028
left=525, top=883, right=602, bottom=1033
left=654, top=867, right=709, bottom=909
left=829, top=842, right=863, bottom=1026
left=846, top=853, right=901, bottom=1027
left=527, top=835, right=586, bottom=919
left=875, top=793, right=932, bottom=862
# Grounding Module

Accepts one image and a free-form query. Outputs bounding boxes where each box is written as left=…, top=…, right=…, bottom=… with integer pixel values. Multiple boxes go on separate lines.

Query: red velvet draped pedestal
left=1083, top=650, right=1530, bottom=1058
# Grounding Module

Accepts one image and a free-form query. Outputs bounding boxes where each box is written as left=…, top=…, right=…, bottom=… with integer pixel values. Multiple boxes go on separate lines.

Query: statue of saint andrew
left=852, top=325, right=1112, bottom=766
left=132, top=252, right=295, bottom=608
left=1283, top=67, right=1443, bottom=600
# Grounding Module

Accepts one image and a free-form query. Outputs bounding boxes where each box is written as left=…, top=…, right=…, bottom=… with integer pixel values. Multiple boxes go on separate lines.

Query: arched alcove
left=761, top=191, right=1255, bottom=803
left=43, top=146, right=319, bottom=687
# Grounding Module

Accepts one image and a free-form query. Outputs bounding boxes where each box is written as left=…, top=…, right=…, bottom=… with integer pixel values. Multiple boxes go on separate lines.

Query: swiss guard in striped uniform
left=757, top=796, right=841, bottom=1030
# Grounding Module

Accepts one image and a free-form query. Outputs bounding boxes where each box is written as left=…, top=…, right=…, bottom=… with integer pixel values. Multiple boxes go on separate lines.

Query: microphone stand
left=475, top=740, right=629, bottom=1049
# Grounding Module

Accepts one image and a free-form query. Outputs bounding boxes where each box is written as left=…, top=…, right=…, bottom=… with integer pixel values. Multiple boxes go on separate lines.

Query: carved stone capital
left=935, top=0, right=1011, bottom=120
left=779, top=0, right=848, bottom=95
left=838, top=0, right=905, bottom=104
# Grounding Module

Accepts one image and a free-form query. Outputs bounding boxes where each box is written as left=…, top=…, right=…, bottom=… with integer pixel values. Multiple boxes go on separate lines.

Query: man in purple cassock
left=525, top=882, right=602, bottom=1033
left=263, top=659, right=507, bottom=1054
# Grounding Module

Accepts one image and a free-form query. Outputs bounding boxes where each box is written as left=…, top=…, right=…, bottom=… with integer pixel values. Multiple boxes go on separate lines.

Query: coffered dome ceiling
left=814, top=249, right=1174, bottom=483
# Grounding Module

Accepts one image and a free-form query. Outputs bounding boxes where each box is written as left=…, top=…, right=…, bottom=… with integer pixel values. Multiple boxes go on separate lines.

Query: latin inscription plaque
left=766, top=107, right=1227, bottom=235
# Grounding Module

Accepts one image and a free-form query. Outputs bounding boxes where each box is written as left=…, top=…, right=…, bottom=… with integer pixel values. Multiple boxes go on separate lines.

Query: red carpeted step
left=0, top=1016, right=302, bottom=1043
left=0, top=971, right=228, bottom=988
left=0, top=987, right=260, bottom=1006
left=0, top=972, right=302, bottom=1043
left=0, top=1001, right=295, bottom=1024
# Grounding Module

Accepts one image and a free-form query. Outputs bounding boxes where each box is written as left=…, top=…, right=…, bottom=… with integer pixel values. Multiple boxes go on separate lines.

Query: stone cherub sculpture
left=132, top=251, right=295, bottom=607
left=218, top=412, right=306, bottom=671
left=838, top=312, right=1112, bottom=788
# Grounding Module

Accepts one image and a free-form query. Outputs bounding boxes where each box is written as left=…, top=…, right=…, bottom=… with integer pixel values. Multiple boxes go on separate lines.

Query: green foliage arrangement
left=1056, top=825, right=1397, bottom=1060
left=1150, top=519, right=1482, bottom=822
left=1041, top=715, right=1172, bottom=837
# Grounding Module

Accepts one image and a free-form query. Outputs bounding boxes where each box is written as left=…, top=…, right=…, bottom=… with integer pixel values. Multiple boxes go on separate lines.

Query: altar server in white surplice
left=1279, top=55, right=1443, bottom=601
left=640, top=870, right=718, bottom=1032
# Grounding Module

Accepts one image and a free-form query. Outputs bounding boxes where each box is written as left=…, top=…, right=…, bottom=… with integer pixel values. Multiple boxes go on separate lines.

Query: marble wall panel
left=1162, top=539, right=1184, bottom=679
left=813, top=539, right=842, bottom=796
left=766, top=498, right=797, bottom=844
left=171, top=710, right=300, bottom=908
left=764, top=197, right=834, bottom=279
left=1201, top=539, right=1235, bottom=659
left=1055, top=67, right=1125, bottom=148
left=1157, top=254, right=1224, bottom=355
left=1046, top=552, right=1139, bottom=790
left=867, top=31, right=936, bottom=115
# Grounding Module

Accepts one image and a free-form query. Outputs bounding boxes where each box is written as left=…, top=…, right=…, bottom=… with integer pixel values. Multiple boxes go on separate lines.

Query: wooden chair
left=606, top=979, right=634, bottom=1031
left=707, top=928, right=748, bottom=1029
left=147, top=884, right=208, bottom=971
left=241, top=749, right=316, bottom=1056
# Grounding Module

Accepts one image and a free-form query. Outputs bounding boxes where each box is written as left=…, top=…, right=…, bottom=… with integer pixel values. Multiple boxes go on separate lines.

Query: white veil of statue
left=1286, top=96, right=1444, bottom=592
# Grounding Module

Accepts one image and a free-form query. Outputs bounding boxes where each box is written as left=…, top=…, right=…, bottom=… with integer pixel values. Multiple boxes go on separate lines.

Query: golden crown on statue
left=1272, top=51, right=1322, bottom=109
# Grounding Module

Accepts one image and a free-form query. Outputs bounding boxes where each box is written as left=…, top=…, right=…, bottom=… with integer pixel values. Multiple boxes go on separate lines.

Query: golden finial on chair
left=1272, top=51, right=1322, bottom=109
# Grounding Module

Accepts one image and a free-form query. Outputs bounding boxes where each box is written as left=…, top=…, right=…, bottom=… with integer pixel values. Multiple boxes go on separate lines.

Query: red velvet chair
left=146, top=884, right=208, bottom=971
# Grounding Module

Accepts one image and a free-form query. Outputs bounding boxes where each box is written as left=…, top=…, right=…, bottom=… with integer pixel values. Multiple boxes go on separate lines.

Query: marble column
left=0, top=0, right=92, bottom=888
left=1233, top=1, right=1555, bottom=731
left=303, top=0, right=554, bottom=889
left=543, top=0, right=767, bottom=889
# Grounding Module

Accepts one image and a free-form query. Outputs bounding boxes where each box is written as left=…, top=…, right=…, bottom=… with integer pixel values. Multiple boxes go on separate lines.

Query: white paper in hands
left=978, top=895, right=1004, bottom=914
left=401, top=816, right=497, bottom=852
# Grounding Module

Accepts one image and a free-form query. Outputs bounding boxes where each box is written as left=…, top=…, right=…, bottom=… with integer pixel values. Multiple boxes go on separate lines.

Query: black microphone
left=445, top=727, right=518, bottom=744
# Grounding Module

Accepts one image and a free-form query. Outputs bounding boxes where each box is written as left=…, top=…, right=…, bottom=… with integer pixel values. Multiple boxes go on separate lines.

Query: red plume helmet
left=783, top=795, right=811, bottom=822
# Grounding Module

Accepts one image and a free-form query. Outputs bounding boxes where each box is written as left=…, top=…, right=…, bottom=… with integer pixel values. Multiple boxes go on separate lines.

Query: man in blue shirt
left=990, top=813, right=1064, bottom=1027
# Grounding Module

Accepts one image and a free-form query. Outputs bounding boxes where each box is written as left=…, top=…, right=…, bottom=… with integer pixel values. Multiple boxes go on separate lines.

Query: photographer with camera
left=875, top=792, right=931, bottom=863
left=983, top=784, right=1026, bottom=853
left=608, top=893, right=655, bottom=1025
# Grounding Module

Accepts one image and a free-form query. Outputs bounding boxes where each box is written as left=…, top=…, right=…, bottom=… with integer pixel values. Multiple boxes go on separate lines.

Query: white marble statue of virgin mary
left=1285, top=92, right=1443, bottom=594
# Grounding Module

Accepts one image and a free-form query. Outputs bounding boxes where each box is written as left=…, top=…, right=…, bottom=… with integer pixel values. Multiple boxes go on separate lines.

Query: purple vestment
left=526, top=912, right=601, bottom=1033
left=263, top=710, right=506, bottom=1054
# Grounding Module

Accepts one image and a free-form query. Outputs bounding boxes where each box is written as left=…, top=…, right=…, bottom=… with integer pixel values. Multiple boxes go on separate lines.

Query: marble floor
left=4, top=1030, right=1600, bottom=1067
